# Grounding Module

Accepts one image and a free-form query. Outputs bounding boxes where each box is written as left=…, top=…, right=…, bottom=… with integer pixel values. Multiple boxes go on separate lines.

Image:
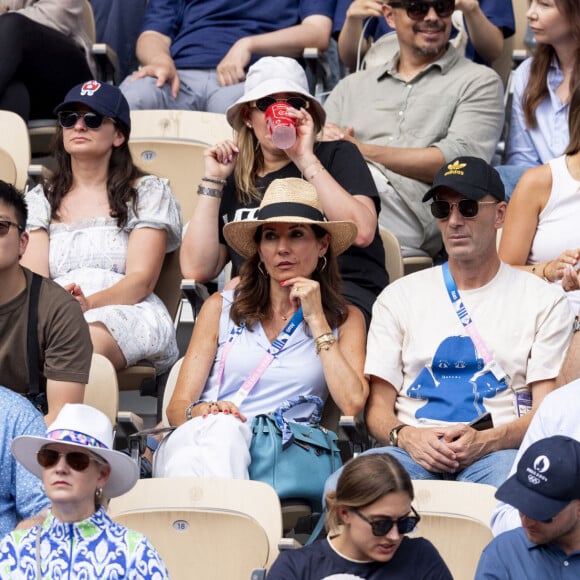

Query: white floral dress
left=26, top=176, right=182, bottom=373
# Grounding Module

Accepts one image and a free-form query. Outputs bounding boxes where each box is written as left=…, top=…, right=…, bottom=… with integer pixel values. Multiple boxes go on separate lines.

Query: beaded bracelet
left=315, top=332, right=337, bottom=355
left=197, top=185, right=223, bottom=198
left=202, top=176, right=227, bottom=185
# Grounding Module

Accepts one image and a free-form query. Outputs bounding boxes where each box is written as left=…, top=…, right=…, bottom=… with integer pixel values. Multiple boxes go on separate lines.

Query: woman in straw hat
left=180, top=55, right=388, bottom=327
left=153, top=178, right=368, bottom=479
left=267, top=454, right=451, bottom=579
left=0, top=404, right=168, bottom=579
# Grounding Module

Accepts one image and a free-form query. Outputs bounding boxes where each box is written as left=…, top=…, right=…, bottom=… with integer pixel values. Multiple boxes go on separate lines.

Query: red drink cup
left=265, top=102, right=296, bottom=149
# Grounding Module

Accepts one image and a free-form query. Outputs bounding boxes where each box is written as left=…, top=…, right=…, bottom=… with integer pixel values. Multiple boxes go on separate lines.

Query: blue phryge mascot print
left=407, top=336, right=507, bottom=422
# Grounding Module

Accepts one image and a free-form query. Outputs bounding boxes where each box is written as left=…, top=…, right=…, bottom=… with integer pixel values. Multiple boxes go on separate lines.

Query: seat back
left=129, top=110, right=233, bottom=145
left=412, top=480, right=496, bottom=580
left=129, top=139, right=207, bottom=222
left=107, top=477, right=283, bottom=579
left=0, top=111, right=31, bottom=190
left=0, top=148, right=17, bottom=185
left=84, top=354, right=119, bottom=426
left=379, top=226, right=404, bottom=282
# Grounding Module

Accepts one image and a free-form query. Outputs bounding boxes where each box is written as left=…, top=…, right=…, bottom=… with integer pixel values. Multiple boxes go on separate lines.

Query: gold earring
left=319, top=256, right=327, bottom=272
left=258, top=261, right=268, bottom=278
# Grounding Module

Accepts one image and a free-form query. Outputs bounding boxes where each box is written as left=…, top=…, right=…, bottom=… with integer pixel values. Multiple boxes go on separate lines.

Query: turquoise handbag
left=248, top=396, right=342, bottom=512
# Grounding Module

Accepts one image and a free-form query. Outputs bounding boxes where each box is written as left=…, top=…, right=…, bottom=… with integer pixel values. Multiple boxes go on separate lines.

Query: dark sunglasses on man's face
left=37, top=447, right=101, bottom=472
left=57, top=111, right=108, bottom=130
left=0, top=220, right=23, bottom=236
left=353, top=506, right=421, bottom=536
left=389, top=0, right=455, bottom=20
left=430, top=199, right=498, bottom=220
left=252, top=96, right=310, bottom=112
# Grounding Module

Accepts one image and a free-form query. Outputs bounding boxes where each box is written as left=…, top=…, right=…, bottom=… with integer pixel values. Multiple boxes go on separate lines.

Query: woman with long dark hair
left=154, top=178, right=368, bottom=479
left=21, top=81, right=181, bottom=373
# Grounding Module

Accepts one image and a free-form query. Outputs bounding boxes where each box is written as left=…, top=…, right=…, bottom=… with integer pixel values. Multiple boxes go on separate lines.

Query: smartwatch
left=388, top=424, right=409, bottom=447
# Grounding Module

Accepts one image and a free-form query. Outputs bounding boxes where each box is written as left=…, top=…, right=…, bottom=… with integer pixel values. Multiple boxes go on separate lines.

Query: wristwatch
left=388, top=424, right=409, bottom=447
left=574, top=316, right=580, bottom=333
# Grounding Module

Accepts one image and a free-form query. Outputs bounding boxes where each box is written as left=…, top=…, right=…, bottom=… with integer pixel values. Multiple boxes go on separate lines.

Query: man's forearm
left=136, top=30, right=173, bottom=66
left=244, top=15, right=332, bottom=56
left=357, top=142, right=445, bottom=184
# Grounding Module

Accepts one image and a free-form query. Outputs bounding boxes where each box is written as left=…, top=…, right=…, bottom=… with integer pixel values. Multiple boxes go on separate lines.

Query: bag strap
left=442, top=262, right=506, bottom=382
left=27, top=273, right=42, bottom=397
left=229, top=308, right=304, bottom=407
left=305, top=511, right=327, bottom=546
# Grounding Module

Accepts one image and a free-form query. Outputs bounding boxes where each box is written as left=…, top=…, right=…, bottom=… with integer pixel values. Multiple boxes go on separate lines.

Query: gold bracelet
left=315, top=332, right=336, bottom=355
left=541, top=261, right=551, bottom=282
left=304, top=162, right=326, bottom=181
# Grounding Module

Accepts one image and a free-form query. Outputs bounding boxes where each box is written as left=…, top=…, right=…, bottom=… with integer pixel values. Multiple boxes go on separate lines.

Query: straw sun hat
left=223, top=178, right=357, bottom=259
left=225, top=56, right=326, bottom=131
left=12, top=403, right=139, bottom=498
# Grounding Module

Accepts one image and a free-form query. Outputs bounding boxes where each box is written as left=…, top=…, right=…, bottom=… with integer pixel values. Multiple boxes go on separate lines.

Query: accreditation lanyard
left=442, top=262, right=506, bottom=382
left=217, top=308, right=304, bottom=408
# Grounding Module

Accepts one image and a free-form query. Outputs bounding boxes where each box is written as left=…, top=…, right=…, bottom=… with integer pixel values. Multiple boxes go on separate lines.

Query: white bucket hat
left=226, top=56, right=326, bottom=131
left=12, top=403, right=139, bottom=498
left=223, top=178, right=357, bottom=258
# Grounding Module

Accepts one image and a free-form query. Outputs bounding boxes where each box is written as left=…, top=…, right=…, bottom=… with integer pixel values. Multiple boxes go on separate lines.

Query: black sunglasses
left=57, top=111, right=109, bottom=130
left=252, top=97, right=309, bottom=112
left=0, top=220, right=23, bottom=236
left=389, top=0, right=455, bottom=20
left=37, top=447, right=102, bottom=472
left=353, top=506, right=421, bottom=536
left=430, top=199, right=498, bottom=220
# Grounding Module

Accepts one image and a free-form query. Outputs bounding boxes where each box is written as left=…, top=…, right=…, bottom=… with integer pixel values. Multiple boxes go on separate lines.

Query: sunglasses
left=57, top=111, right=110, bottom=130
left=0, top=220, right=23, bottom=236
left=389, top=0, right=455, bottom=20
left=430, top=199, right=498, bottom=220
left=37, top=447, right=103, bottom=472
left=252, top=97, right=310, bottom=113
left=353, top=506, right=421, bottom=536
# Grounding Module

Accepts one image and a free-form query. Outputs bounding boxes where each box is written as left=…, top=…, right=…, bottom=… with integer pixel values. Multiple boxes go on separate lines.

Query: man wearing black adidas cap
left=476, top=436, right=580, bottom=578
left=355, top=156, right=574, bottom=488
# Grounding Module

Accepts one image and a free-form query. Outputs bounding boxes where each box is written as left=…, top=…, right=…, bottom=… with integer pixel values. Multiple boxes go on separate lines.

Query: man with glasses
left=356, top=156, right=572, bottom=488
left=0, top=181, right=92, bottom=426
left=323, top=0, right=504, bottom=259
left=335, top=0, right=515, bottom=70
left=476, top=436, right=580, bottom=578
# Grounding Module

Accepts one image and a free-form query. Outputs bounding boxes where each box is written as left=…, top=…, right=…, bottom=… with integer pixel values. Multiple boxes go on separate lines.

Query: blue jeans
left=120, top=69, right=245, bottom=114
left=495, top=165, right=531, bottom=202
left=323, top=446, right=517, bottom=503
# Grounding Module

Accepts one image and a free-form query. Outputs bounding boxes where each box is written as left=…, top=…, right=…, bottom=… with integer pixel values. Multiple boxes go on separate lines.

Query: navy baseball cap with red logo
left=495, top=436, right=580, bottom=522
left=54, top=80, right=131, bottom=131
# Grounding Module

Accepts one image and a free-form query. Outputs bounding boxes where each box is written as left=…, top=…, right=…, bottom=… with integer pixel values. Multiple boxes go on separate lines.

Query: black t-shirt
left=266, top=535, right=453, bottom=579
left=218, top=141, right=389, bottom=324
